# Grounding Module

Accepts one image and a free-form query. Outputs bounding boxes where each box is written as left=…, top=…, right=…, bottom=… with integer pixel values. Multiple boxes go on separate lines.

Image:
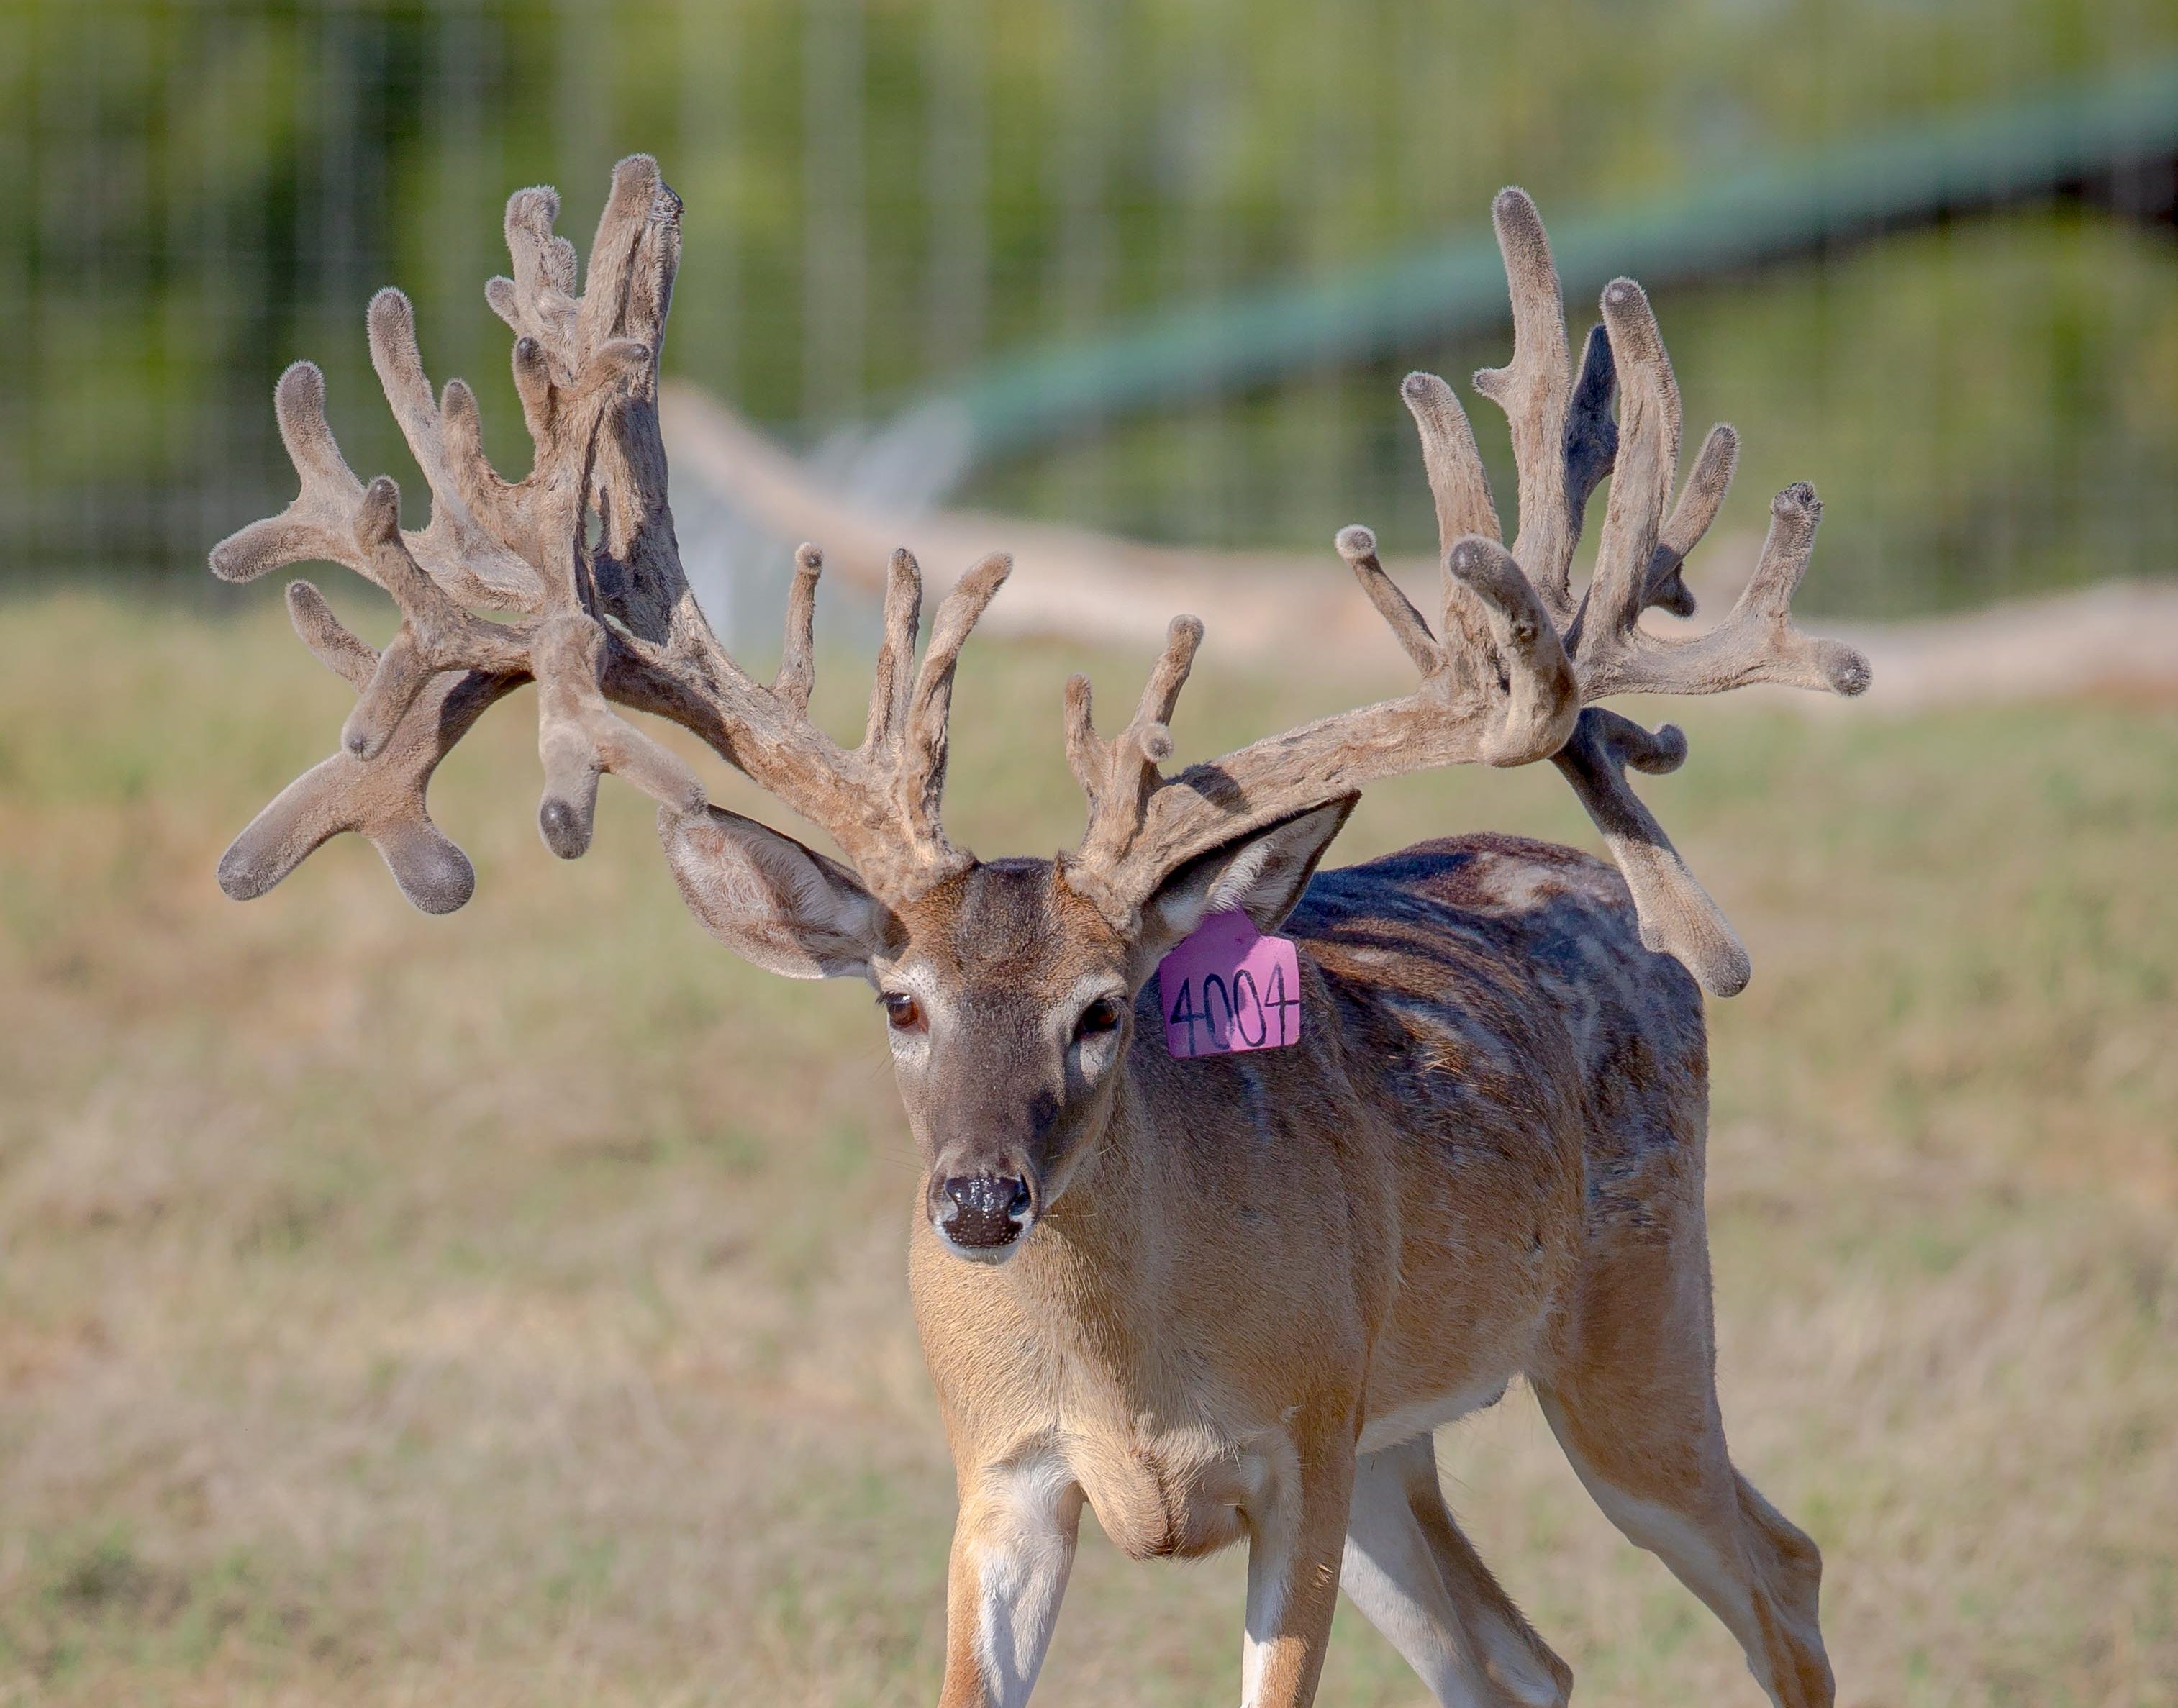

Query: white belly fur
left=1358, top=1373, right=1511, bottom=1455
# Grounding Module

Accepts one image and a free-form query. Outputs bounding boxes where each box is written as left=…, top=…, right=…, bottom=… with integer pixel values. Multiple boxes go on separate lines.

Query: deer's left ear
left=1140, top=795, right=1357, bottom=962
left=659, top=804, right=892, bottom=980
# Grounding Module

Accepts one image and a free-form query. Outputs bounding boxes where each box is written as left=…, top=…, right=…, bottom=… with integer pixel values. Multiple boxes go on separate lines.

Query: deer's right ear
left=659, top=805, right=891, bottom=981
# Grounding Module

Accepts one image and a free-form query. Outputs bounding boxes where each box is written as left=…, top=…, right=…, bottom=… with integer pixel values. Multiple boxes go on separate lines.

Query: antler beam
left=1058, top=520, right=1581, bottom=916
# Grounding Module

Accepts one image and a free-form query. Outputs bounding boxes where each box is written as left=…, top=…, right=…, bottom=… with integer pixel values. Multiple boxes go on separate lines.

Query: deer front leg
left=939, top=1455, right=1084, bottom=1708
left=1240, top=1416, right=1360, bottom=1708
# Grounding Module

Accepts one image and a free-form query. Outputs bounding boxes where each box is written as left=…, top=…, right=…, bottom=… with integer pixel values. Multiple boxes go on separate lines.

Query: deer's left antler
left=1061, top=189, right=1870, bottom=996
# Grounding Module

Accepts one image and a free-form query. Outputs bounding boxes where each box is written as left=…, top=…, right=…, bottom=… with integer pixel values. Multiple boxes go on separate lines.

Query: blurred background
left=8, top=0, right=2178, bottom=617
left=2, top=3, right=2176, bottom=1705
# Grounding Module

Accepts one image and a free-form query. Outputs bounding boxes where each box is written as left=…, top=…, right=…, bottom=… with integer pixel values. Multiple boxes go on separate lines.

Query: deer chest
left=1063, top=1416, right=1274, bottom=1563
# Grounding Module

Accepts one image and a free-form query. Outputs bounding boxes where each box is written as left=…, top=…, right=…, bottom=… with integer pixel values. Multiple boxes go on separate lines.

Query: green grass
left=1, top=587, right=2174, bottom=1705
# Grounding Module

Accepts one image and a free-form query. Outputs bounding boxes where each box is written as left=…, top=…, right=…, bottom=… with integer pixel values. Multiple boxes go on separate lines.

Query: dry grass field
left=2, top=587, right=2175, bottom=1707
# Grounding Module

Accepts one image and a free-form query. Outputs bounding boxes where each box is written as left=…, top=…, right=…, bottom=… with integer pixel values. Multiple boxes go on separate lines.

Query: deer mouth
left=932, top=1172, right=1036, bottom=1263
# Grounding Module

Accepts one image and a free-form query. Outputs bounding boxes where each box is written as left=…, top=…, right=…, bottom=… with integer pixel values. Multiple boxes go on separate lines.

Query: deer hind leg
left=1342, top=1436, right=1572, bottom=1708
left=1532, top=1234, right=1831, bottom=1708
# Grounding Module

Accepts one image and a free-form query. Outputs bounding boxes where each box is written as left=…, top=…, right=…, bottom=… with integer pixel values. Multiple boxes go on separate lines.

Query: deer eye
left=1074, top=996, right=1125, bottom=1039
left=881, top=991, right=925, bottom=1033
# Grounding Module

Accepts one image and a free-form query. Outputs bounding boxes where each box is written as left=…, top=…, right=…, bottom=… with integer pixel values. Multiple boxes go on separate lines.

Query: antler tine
left=576, top=157, right=663, bottom=359
left=284, top=580, right=378, bottom=689
left=1647, top=422, right=1735, bottom=618
left=1447, top=536, right=1584, bottom=768
left=774, top=543, right=823, bottom=714
left=209, top=362, right=367, bottom=587
left=217, top=660, right=521, bottom=916
left=1553, top=276, right=1865, bottom=704
left=865, top=548, right=925, bottom=755
left=533, top=609, right=707, bottom=860
left=1337, top=524, right=1440, bottom=676
left=621, top=171, right=682, bottom=355
left=1130, top=615, right=1204, bottom=750
left=1063, top=675, right=1104, bottom=803
left=575, top=157, right=686, bottom=634
left=1571, top=277, right=1683, bottom=671
left=1581, top=482, right=1871, bottom=699
left=487, top=185, right=581, bottom=371
left=1399, top=372, right=1500, bottom=549
left=365, top=289, right=546, bottom=612
left=338, top=476, right=518, bottom=761
left=1551, top=708, right=1751, bottom=997
left=1398, top=372, right=1502, bottom=694
left=365, top=291, right=460, bottom=518
left=1473, top=187, right=1579, bottom=623
left=899, top=553, right=1015, bottom=853
left=1071, top=617, right=1204, bottom=871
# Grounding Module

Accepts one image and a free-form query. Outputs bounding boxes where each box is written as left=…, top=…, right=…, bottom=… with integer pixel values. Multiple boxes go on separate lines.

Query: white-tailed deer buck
left=212, top=158, right=1866, bottom=1707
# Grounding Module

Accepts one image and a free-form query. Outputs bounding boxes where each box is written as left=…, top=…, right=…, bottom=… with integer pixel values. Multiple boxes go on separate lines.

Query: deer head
left=663, top=756, right=1358, bottom=1258
left=212, top=162, right=1866, bottom=1264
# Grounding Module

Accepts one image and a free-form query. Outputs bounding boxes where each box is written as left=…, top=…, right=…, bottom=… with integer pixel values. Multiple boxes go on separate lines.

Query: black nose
left=938, top=1174, right=1033, bottom=1248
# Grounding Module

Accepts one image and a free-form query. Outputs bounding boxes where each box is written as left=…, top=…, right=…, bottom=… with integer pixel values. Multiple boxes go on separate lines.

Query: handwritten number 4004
left=1166, top=964, right=1302, bottom=1057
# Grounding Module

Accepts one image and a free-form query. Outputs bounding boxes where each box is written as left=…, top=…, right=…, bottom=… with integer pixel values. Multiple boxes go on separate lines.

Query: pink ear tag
left=1156, top=910, right=1304, bottom=1060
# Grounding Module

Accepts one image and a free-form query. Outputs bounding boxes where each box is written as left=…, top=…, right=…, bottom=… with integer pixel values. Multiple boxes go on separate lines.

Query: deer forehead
left=892, top=858, right=1128, bottom=997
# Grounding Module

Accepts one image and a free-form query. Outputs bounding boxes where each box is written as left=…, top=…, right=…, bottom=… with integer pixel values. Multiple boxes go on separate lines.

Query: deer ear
left=1140, top=796, right=1356, bottom=961
left=659, top=805, right=890, bottom=981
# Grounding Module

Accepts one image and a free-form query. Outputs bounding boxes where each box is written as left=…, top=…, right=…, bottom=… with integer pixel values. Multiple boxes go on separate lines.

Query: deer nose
left=936, top=1173, right=1033, bottom=1252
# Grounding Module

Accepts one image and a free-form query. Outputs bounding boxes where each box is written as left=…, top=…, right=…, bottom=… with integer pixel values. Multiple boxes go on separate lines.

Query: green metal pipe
left=896, top=62, right=2178, bottom=468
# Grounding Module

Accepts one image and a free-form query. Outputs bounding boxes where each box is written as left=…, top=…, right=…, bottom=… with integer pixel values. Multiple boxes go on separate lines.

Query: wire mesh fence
left=4, top=0, right=2176, bottom=615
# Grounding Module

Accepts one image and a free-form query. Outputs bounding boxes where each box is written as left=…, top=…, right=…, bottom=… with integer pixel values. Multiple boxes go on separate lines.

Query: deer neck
left=1004, top=1063, right=1169, bottom=1372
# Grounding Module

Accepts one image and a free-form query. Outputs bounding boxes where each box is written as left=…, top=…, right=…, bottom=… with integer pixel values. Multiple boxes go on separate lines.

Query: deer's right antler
left=1061, top=190, right=1870, bottom=996
left=214, top=156, right=1012, bottom=918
